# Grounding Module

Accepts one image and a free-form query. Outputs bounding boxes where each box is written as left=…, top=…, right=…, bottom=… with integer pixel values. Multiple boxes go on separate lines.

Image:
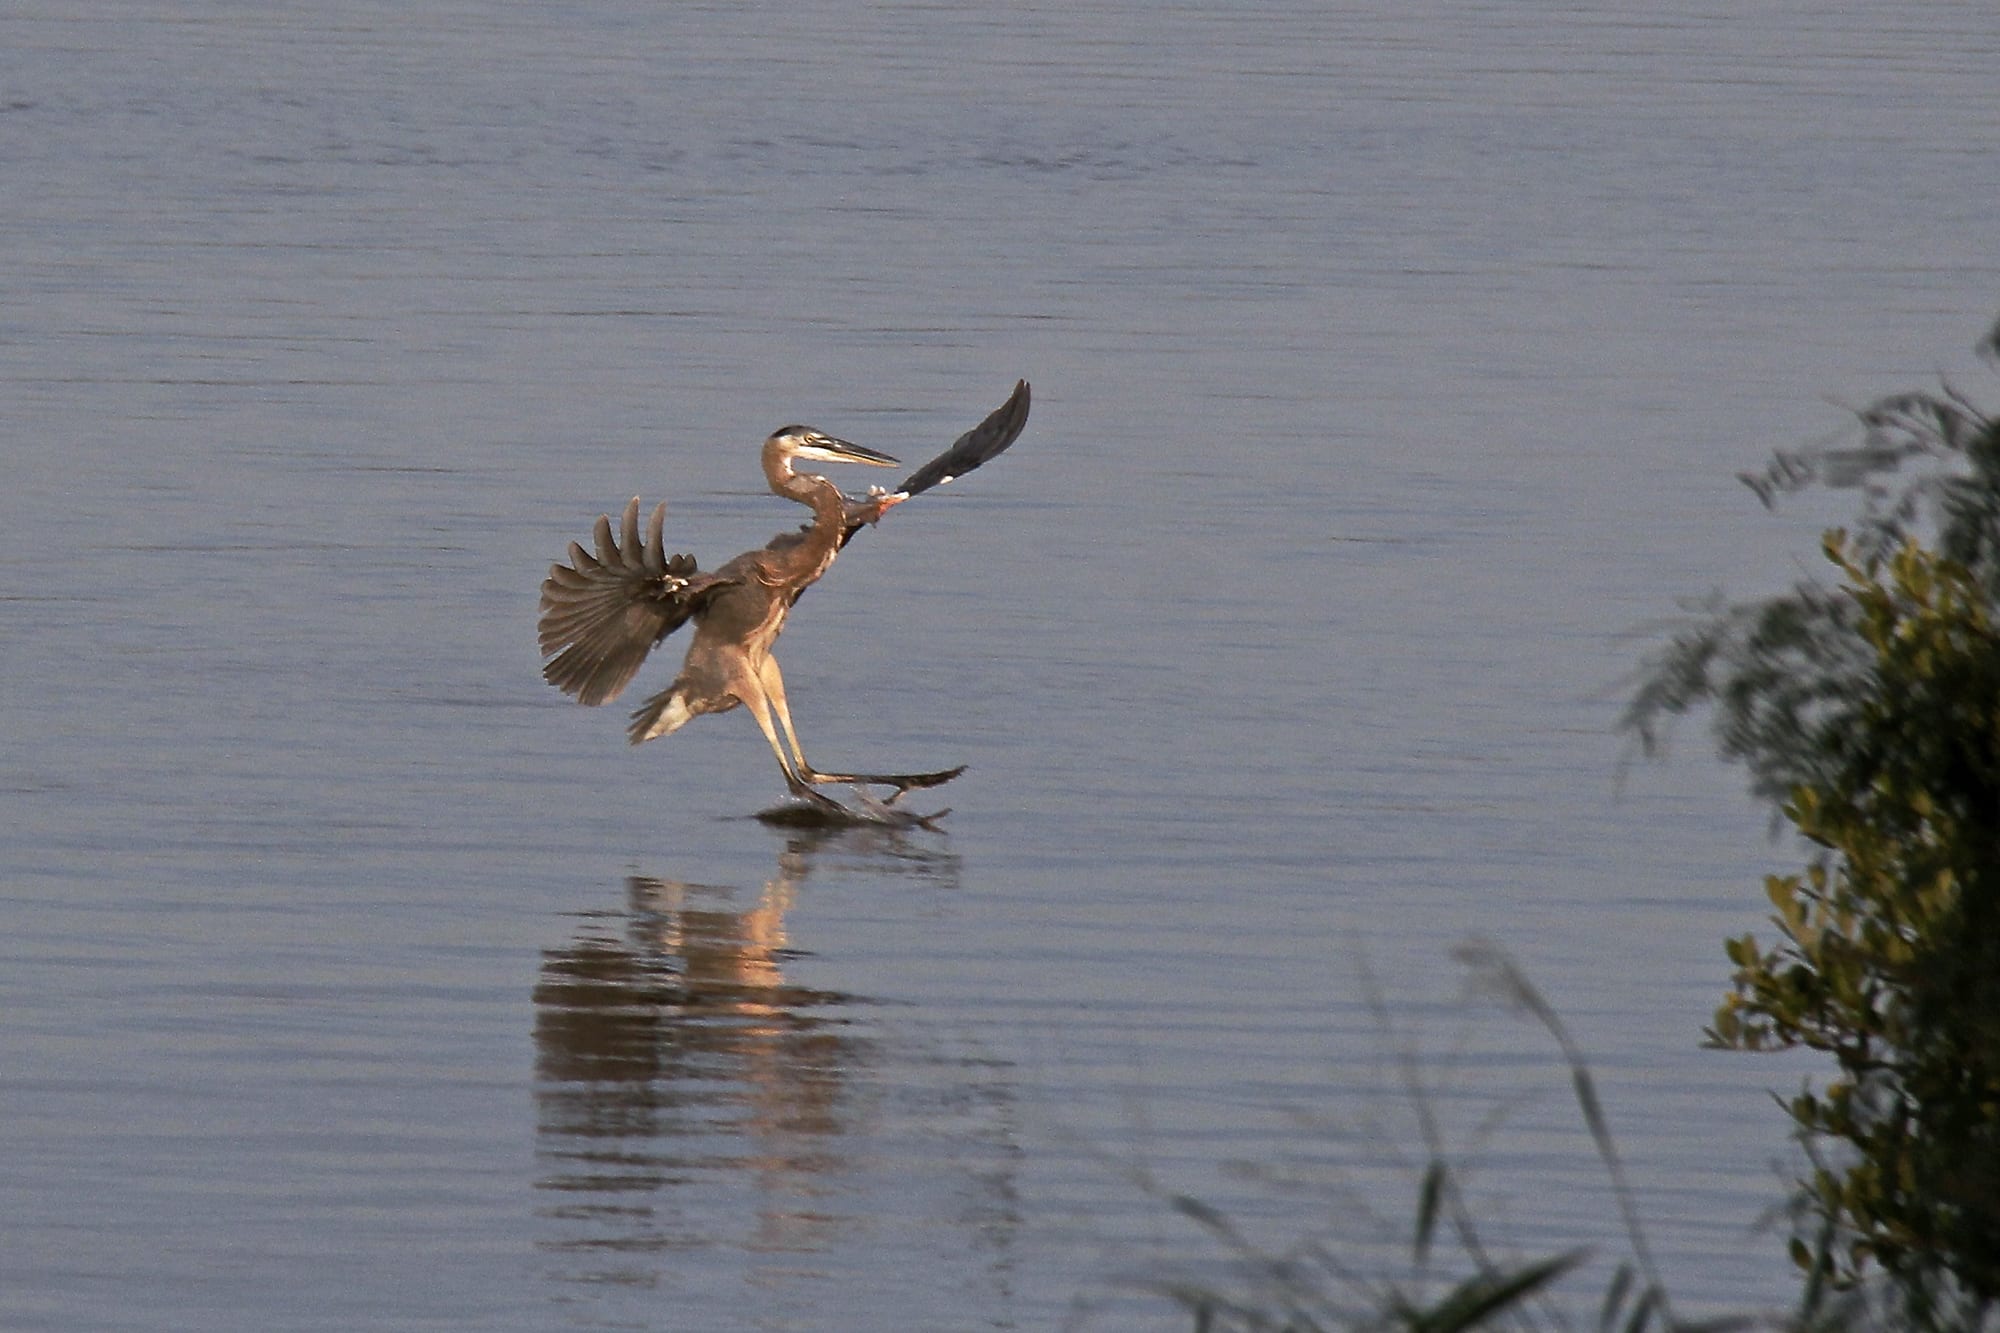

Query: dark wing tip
left=892, top=378, right=1032, bottom=500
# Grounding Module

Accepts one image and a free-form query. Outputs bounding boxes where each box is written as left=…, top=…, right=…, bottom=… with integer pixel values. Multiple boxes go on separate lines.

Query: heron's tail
left=627, top=686, right=696, bottom=745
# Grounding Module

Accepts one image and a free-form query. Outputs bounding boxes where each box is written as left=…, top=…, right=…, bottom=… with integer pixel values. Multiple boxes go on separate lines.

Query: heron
left=537, top=380, right=1030, bottom=822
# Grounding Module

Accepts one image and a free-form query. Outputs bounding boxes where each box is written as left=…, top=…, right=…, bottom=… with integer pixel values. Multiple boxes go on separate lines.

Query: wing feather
left=643, top=501, right=666, bottom=576
left=837, top=380, right=1032, bottom=550
left=893, top=379, right=1030, bottom=499
left=538, top=497, right=729, bottom=706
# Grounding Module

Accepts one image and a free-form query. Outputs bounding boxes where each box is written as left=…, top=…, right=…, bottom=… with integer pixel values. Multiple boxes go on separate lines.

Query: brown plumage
left=537, top=380, right=1030, bottom=816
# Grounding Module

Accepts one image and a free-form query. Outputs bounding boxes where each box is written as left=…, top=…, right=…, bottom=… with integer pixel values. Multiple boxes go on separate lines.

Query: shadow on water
left=529, top=828, right=1016, bottom=1317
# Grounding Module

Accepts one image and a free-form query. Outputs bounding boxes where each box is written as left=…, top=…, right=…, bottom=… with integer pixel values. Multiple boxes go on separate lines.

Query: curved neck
left=758, top=444, right=849, bottom=585
left=762, top=446, right=848, bottom=525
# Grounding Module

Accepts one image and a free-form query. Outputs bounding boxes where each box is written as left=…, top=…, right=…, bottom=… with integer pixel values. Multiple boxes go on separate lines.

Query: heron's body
left=626, top=441, right=851, bottom=745
left=538, top=380, right=1030, bottom=820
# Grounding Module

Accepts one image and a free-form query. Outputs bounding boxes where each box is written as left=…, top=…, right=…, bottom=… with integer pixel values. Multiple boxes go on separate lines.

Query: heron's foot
left=757, top=783, right=948, bottom=830
left=784, top=774, right=855, bottom=815
left=799, top=764, right=965, bottom=797
left=847, top=784, right=951, bottom=829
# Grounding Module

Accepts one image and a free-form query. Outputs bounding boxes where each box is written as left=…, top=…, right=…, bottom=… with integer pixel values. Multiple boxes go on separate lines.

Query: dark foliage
left=1625, top=316, right=2000, bottom=1320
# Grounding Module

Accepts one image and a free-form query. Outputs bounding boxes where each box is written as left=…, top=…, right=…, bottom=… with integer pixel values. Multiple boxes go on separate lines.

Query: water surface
left=3, top=1, right=1998, bottom=1328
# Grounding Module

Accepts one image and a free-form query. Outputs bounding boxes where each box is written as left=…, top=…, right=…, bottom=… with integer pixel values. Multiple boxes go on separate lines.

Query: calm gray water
left=4, top=2, right=1997, bottom=1328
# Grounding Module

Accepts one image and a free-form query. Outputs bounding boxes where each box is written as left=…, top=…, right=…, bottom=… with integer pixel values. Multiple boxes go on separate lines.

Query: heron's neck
left=751, top=460, right=846, bottom=588
left=765, top=456, right=846, bottom=522
left=761, top=461, right=850, bottom=592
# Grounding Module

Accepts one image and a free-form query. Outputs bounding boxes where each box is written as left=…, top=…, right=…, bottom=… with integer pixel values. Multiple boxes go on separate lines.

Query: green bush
left=1627, top=317, right=2000, bottom=1322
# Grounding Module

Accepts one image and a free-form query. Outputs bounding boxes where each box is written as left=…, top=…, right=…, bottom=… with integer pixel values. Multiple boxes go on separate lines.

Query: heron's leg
left=757, top=655, right=966, bottom=795
left=756, top=655, right=828, bottom=780
left=736, top=663, right=849, bottom=812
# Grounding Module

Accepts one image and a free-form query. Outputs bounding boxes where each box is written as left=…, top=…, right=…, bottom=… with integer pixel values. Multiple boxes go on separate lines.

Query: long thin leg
left=743, top=668, right=945, bottom=829
left=757, top=655, right=966, bottom=795
left=733, top=662, right=850, bottom=814
left=756, top=653, right=816, bottom=779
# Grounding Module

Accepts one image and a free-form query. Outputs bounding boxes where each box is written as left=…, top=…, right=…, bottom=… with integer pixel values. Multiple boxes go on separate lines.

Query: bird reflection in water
left=531, top=830, right=993, bottom=1302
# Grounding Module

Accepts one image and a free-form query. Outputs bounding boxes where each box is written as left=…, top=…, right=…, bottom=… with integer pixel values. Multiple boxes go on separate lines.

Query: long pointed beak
left=801, top=436, right=900, bottom=467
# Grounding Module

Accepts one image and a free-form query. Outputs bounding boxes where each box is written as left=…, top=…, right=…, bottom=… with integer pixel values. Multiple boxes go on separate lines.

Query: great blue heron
left=538, top=380, right=1030, bottom=821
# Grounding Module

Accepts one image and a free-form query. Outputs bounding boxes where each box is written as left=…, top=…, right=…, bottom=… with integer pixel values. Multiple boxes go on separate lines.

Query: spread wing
left=538, top=497, right=732, bottom=705
left=892, top=378, right=1030, bottom=500
left=839, top=379, right=1031, bottom=548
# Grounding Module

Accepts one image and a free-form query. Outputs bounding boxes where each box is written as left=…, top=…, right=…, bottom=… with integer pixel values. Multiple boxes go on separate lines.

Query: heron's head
left=766, top=426, right=900, bottom=471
